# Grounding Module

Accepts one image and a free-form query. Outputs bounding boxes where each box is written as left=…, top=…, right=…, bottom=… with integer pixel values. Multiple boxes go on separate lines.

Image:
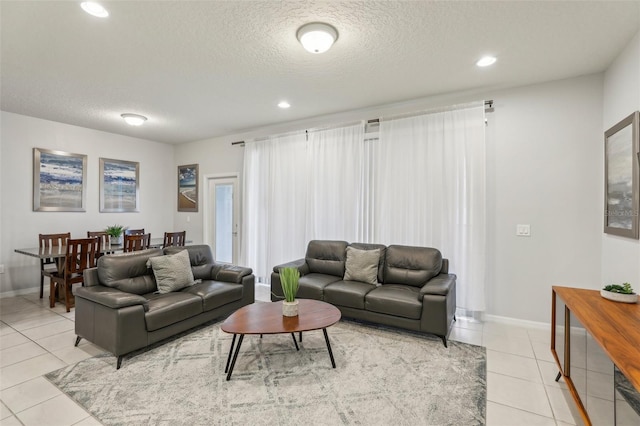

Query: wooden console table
left=551, top=286, right=640, bottom=425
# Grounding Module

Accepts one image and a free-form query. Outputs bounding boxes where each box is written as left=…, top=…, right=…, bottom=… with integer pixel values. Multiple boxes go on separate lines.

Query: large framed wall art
left=604, top=111, right=639, bottom=239
left=100, top=158, right=140, bottom=213
left=33, top=148, right=87, bottom=212
left=177, top=164, right=198, bottom=212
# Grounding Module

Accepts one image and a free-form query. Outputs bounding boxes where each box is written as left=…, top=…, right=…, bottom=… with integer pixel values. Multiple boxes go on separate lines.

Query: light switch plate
left=516, top=224, right=531, bottom=236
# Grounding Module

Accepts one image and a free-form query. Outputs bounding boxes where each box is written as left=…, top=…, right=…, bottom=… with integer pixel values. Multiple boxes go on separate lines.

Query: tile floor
left=0, top=284, right=602, bottom=426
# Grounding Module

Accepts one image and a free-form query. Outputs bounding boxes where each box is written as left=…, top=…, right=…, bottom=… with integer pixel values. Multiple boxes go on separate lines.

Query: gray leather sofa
left=271, top=240, right=456, bottom=346
left=75, top=245, right=254, bottom=368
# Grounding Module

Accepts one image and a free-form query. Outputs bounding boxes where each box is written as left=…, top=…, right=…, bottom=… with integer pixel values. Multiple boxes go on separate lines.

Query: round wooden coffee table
left=221, top=299, right=341, bottom=380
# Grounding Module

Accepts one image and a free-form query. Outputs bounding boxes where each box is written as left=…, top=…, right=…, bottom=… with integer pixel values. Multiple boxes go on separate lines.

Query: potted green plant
left=105, top=225, right=127, bottom=245
left=601, top=283, right=637, bottom=304
left=280, top=267, right=300, bottom=316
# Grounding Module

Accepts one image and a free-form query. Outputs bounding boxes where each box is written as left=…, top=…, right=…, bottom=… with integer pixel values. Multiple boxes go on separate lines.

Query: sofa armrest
left=420, top=273, right=456, bottom=296
left=272, top=259, right=310, bottom=276
left=213, top=263, right=253, bottom=284
left=75, top=286, right=149, bottom=311
left=83, top=267, right=100, bottom=287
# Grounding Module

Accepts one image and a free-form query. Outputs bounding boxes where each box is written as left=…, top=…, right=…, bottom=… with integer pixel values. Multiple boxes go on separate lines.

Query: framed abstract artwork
left=178, top=164, right=198, bottom=212
left=604, top=111, right=639, bottom=239
left=99, top=158, right=140, bottom=213
left=33, top=148, right=87, bottom=212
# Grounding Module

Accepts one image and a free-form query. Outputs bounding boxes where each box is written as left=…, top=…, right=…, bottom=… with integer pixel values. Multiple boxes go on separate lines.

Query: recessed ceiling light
left=277, top=101, right=291, bottom=109
left=121, top=113, right=147, bottom=126
left=476, top=56, right=497, bottom=67
left=297, top=22, right=338, bottom=54
left=80, top=2, right=109, bottom=18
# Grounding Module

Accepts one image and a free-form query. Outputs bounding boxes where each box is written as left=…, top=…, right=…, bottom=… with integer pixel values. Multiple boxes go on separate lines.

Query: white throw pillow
left=343, top=246, right=380, bottom=285
left=147, top=249, right=195, bottom=294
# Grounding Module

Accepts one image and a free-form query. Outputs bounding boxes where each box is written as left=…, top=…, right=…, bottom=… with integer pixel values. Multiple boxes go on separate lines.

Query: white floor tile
left=0, top=415, right=22, bottom=425
left=537, top=360, right=567, bottom=389
left=586, top=395, right=614, bottom=426
left=52, top=345, right=95, bottom=365
left=0, top=341, right=48, bottom=367
left=486, top=401, right=556, bottom=426
left=586, top=370, right=613, bottom=401
left=0, top=353, right=66, bottom=390
left=0, top=400, right=12, bottom=420
left=9, top=312, right=67, bottom=332
left=73, top=416, right=102, bottom=425
left=1, top=376, right=62, bottom=413
left=19, top=319, right=74, bottom=341
left=483, top=321, right=531, bottom=340
left=453, top=317, right=484, bottom=332
left=483, top=333, right=535, bottom=358
left=449, top=327, right=482, bottom=346
left=530, top=339, right=556, bottom=363
left=16, top=394, right=89, bottom=426
left=0, top=332, right=31, bottom=350
left=487, top=372, right=553, bottom=418
left=544, top=384, right=580, bottom=424
left=0, top=305, right=48, bottom=324
left=527, top=327, right=550, bottom=343
left=35, top=329, right=78, bottom=353
left=487, top=350, right=542, bottom=383
left=0, top=322, right=16, bottom=336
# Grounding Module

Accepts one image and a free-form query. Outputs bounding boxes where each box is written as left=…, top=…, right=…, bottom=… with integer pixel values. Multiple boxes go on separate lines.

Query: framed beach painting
left=604, top=111, right=639, bottom=239
left=178, top=164, right=198, bottom=212
left=100, top=158, right=140, bottom=213
left=33, top=148, right=87, bottom=212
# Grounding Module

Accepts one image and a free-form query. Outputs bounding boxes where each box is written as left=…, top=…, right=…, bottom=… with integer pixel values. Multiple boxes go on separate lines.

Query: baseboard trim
left=0, top=286, right=39, bottom=298
left=483, top=313, right=549, bottom=329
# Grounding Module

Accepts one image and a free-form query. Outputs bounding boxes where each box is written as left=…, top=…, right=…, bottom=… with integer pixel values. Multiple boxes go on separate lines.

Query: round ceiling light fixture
left=297, top=22, right=338, bottom=54
left=80, top=2, right=109, bottom=18
left=277, top=101, right=291, bottom=109
left=121, top=113, right=147, bottom=126
left=476, top=56, right=497, bottom=67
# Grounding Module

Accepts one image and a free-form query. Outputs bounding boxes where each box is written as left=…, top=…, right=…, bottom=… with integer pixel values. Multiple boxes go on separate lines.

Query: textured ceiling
left=1, top=1, right=639, bottom=144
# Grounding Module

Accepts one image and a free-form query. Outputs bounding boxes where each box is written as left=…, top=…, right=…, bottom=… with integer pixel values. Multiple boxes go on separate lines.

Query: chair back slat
left=65, top=237, right=100, bottom=275
left=123, top=233, right=151, bottom=252
left=163, top=231, right=186, bottom=248
left=39, top=233, right=71, bottom=264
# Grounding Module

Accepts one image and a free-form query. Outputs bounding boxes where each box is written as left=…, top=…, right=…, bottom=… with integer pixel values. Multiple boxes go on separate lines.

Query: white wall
left=175, top=73, right=604, bottom=323
left=602, top=30, right=640, bottom=288
left=0, top=112, right=175, bottom=296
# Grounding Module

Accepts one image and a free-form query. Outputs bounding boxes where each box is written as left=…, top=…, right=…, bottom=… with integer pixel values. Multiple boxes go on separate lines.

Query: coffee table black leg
left=291, top=333, right=299, bottom=351
left=322, top=328, right=336, bottom=368
left=226, top=334, right=244, bottom=381
left=224, top=334, right=237, bottom=374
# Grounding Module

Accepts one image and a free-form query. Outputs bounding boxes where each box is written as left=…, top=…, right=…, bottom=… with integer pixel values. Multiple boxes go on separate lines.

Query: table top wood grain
left=221, top=299, right=341, bottom=335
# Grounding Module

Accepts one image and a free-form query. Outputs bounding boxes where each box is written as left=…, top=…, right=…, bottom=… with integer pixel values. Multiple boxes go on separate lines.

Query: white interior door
left=206, top=176, right=239, bottom=264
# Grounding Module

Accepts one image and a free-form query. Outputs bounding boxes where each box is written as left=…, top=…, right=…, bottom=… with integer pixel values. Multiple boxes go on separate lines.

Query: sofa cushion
left=147, top=250, right=196, bottom=294
left=365, top=285, right=423, bottom=320
left=349, top=243, right=386, bottom=283
left=144, top=292, right=203, bottom=331
left=305, top=240, right=348, bottom=277
left=165, top=245, right=214, bottom=280
left=181, top=280, right=242, bottom=311
left=324, top=280, right=377, bottom=309
left=343, top=246, right=380, bottom=285
left=297, top=273, right=342, bottom=300
left=98, top=248, right=163, bottom=295
left=383, top=245, right=443, bottom=288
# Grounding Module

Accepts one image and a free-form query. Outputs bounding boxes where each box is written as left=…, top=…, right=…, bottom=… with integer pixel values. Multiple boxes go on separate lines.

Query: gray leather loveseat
left=271, top=240, right=456, bottom=346
left=75, top=245, right=254, bottom=368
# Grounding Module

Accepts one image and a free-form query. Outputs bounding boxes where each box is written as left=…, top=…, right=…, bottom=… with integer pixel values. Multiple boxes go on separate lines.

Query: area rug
left=46, top=320, right=486, bottom=425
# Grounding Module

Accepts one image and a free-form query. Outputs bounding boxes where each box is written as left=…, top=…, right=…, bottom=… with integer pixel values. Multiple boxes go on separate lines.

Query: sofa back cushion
left=383, top=245, right=443, bottom=287
left=98, top=248, right=163, bottom=294
left=164, top=245, right=214, bottom=280
left=349, top=243, right=387, bottom=283
left=305, top=240, right=348, bottom=277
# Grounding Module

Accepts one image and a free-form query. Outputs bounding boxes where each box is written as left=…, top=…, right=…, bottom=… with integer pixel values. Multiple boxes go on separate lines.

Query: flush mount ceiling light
left=297, top=22, right=338, bottom=54
left=121, top=113, right=147, bottom=126
left=277, top=101, right=291, bottom=109
left=80, top=2, right=109, bottom=18
left=476, top=56, right=497, bottom=67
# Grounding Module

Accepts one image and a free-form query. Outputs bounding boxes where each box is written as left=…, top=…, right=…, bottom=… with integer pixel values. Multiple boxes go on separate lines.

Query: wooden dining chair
left=123, top=233, right=151, bottom=252
left=87, top=231, right=110, bottom=257
left=163, top=231, right=186, bottom=248
left=38, top=232, right=71, bottom=299
left=124, top=228, right=145, bottom=236
left=50, top=237, right=99, bottom=312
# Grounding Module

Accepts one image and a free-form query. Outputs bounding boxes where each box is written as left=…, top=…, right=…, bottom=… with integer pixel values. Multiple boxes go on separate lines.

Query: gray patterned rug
left=46, top=320, right=486, bottom=425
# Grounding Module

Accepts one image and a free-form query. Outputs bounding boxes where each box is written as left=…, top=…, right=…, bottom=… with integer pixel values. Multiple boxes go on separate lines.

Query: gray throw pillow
left=343, top=246, right=380, bottom=285
left=147, top=249, right=195, bottom=294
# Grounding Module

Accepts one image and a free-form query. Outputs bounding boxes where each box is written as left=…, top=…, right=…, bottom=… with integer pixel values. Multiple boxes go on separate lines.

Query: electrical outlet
left=187, top=216, right=191, bottom=223
left=516, top=224, right=531, bottom=237
left=0, top=264, right=5, bottom=274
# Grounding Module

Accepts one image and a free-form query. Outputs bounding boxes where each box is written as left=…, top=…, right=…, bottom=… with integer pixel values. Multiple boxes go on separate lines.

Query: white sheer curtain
left=242, top=124, right=365, bottom=282
left=373, top=104, right=486, bottom=312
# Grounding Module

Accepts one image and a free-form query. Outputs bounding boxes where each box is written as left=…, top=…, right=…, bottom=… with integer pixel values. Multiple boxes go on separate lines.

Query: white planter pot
left=110, top=235, right=123, bottom=245
left=600, top=290, right=638, bottom=304
left=282, top=300, right=299, bottom=317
